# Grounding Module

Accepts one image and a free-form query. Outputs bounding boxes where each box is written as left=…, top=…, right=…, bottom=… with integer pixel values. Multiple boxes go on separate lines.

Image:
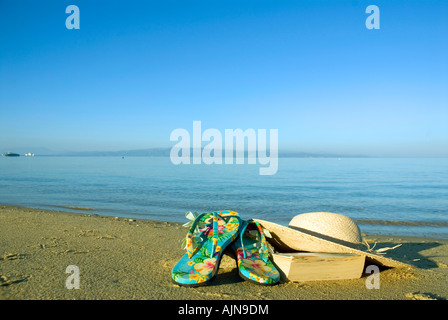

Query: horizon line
left=2, top=147, right=448, bottom=158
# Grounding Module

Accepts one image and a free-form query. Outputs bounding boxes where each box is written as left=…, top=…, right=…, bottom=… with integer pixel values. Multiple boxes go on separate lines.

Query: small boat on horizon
left=2, top=152, right=20, bottom=157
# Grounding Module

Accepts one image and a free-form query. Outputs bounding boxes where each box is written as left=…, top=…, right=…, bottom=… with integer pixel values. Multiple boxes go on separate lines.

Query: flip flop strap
left=253, top=220, right=270, bottom=261
left=240, top=220, right=270, bottom=262
left=211, top=212, right=219, bottom=258
left=186, top=211, right=219, bottom=259
left=239, top=221, right=249, bottom=258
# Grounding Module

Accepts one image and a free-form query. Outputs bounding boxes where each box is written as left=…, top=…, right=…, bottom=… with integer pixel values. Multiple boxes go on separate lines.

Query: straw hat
left=254, top=212, right=412, bottom=268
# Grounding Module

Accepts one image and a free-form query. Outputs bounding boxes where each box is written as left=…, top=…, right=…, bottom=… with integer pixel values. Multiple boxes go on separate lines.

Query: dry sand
left=1, top=204, right=447, bottom=300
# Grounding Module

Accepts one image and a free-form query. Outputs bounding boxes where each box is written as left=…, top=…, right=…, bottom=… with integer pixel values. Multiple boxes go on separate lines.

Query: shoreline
left=1, top=204, right=447, bottom=300
left=3, top=202, right=448, bottom=240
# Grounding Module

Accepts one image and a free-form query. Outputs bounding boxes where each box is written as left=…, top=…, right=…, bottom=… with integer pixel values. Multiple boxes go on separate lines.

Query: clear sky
left=1, top=0, right=447, bottom=156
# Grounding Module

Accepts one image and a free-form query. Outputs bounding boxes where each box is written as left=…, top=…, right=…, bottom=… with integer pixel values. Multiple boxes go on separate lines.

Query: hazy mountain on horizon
left=2, top=147, right=368, bottom=158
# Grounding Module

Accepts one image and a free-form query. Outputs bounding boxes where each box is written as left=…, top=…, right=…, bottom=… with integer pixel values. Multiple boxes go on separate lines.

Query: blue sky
left=0, top=0, right=447, bottom=156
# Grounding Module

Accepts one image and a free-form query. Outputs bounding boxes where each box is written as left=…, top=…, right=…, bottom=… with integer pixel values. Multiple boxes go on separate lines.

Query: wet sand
left=1, top=204, right=447, bottom=300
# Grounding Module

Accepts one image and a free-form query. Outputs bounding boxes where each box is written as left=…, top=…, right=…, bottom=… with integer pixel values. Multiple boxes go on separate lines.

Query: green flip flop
left=231, top=219, right=280, bottom=285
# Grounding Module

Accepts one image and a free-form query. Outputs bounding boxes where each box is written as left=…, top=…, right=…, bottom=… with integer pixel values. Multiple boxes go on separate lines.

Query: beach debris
left=405, top=292, right=442, bottom=300
left=73, top=250, right=90, bottom=254
left=0, top=274, right=31, bottom=286
left=59, top=249, right=90, bottom=254
left=63, top=206, right=96, bottom=211
left=363, top=240, right=377, bottom=252
left=375, top=244, right=402, bottom=254
left=78, top=230, right=97, bottom=237
left=97, top=234, right=116, bottom=240
left=0, top=275, right=9, bottom=286
left=363, top=240, right=402, bottom=255
left=1, top=253, right=23, bottom=260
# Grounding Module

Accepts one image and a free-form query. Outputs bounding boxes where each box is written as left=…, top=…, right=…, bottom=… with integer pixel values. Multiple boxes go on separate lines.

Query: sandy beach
left=1, top=204, right=447, bottom=300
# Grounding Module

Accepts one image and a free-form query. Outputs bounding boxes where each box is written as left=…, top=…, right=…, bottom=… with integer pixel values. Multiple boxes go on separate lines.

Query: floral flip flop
left=171, top=210, right=241, bottom=287
left=231, top=219, right=280, bottom=285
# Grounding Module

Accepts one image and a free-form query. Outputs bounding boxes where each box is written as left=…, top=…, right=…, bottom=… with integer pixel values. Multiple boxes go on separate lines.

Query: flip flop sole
left=237, top=269, right=279, bottom=286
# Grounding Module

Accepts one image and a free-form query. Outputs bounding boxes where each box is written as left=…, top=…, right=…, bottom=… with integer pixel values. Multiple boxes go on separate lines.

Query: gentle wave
left=355, top=219, right=448, bottom=228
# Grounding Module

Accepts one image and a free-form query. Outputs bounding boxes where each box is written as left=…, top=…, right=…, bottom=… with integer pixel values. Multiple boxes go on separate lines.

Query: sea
left=1, top=156, right=447, bottom=239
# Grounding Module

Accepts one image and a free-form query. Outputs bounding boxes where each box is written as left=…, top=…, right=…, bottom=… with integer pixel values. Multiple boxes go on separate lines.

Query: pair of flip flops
left=171, top=210, right=280, bottom=287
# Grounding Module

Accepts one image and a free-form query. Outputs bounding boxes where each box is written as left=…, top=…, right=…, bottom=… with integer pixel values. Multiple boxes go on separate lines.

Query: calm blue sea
left=1, top=156, right=447, bottom=238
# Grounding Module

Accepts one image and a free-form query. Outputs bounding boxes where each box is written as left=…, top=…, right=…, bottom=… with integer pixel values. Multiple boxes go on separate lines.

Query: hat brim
left=254, top=219, right=413, bottom=269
